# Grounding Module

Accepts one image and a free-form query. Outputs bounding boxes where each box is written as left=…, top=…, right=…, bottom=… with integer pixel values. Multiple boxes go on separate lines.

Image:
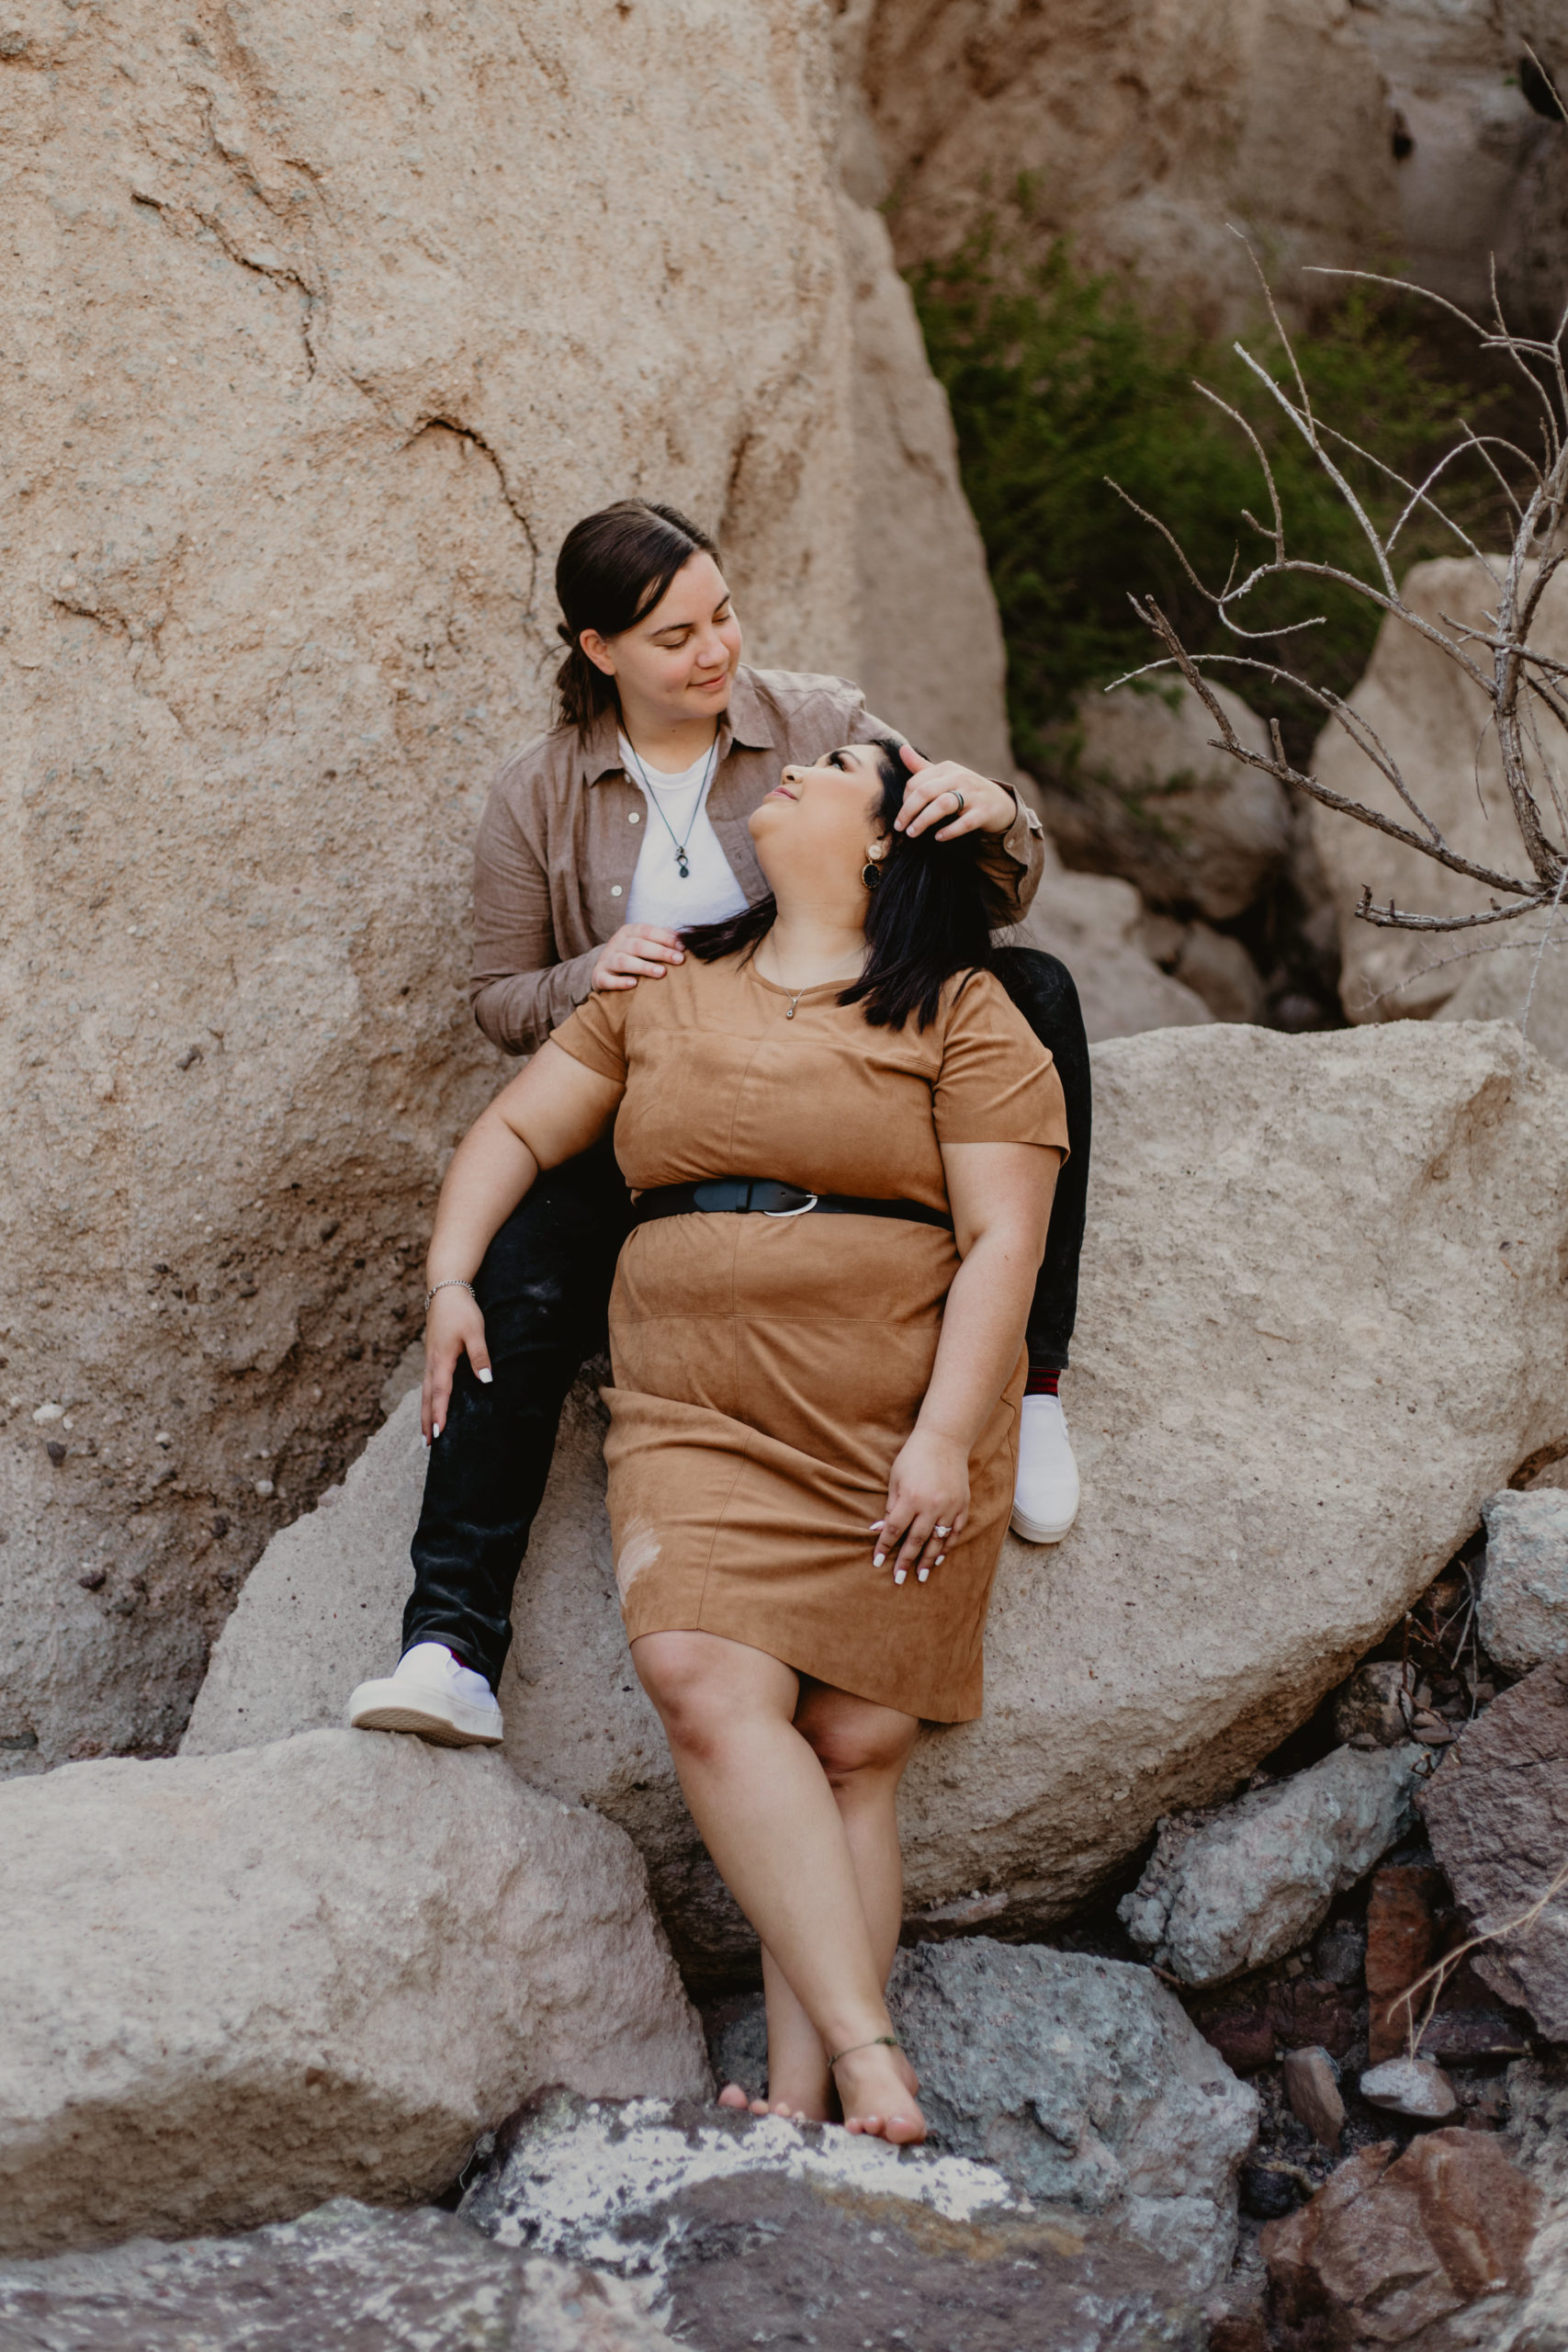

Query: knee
left=804, top=1713, right=917, bottom=1791
left=633, top=1635, right=737, bottom=1762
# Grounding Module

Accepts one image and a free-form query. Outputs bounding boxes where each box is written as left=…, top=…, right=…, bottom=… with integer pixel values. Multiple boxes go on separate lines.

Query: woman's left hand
left=895, top=745, right=1016, bottom=842
left=874, top=1430, right=970, bottom=1586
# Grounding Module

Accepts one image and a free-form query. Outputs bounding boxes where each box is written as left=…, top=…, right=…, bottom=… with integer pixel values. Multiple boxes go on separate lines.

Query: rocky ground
left=3, top=1491, right=1566, bottom=2348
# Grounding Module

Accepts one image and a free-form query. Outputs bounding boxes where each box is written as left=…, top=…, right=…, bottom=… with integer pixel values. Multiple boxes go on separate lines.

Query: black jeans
left=402, top=948, right=1091, bottom=1686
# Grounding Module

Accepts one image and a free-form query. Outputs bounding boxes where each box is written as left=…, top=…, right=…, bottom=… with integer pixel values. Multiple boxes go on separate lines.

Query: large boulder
left=1119, top=1744, right=1422, bottom=1985
left=460, top=2090, right=1204, bottom=2349
left=847, top=0, right=1568, bottom=332
left=1040, top=680, right=1291, bottom=922
left=0, top=0, right=1019, bottom=1778
left=0, top=2199, right=670, bottom=2352
left=1310, top=557, right=1568, bottom=1028
left=0, top=1728, right=709, bottom=2257
left=186, top=1019, right=1568, bottom=1978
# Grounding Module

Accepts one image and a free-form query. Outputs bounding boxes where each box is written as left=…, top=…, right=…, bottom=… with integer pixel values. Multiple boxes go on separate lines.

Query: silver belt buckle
left=762, top=1189, right=818, bottom=1219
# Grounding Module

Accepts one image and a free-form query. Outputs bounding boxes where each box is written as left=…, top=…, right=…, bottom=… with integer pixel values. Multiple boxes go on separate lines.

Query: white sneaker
left=1010, top=1392, right=1080, bottom=1544
left=347, top=1642, right=504, bottom=1747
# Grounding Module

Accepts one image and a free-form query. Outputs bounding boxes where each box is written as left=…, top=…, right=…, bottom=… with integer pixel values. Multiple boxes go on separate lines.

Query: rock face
left=882, top=1939, right=1257, bottom=2291
left=1261, top=2131, right=1542, bottom=2349
left=186, top=1020, right=1568, bottom=1976
left=1041, top=680, right=1290, bottom=922
left=1118, top=1745, right=1421, bottom=1986
left=844, top=0, right=1568, bottom=333
left=1310, top=558, right=1568, bottom=1029
left=0, top=2199, right=670, bottom=2352
left=1420, top=1657, right=1568, bottom=2042
left=1480, top=1488, right=1568, bottom=1677
left=0, top=1728, right=709, bottom=2257
left=0, top=0, right=1021, bottom=1777
left=461, top=2091, right=1204, bottom=2351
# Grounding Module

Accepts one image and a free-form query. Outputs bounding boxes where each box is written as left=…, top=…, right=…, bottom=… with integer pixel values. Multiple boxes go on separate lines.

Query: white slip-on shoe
left=347, top=1641, right=504, bottom=1747
left=1010, top=1392, right=1080, bottom=1544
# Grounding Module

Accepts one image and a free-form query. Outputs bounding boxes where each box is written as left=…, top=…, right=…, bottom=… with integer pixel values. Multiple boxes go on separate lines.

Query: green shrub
left=909, top=230, right=1491, bottom=768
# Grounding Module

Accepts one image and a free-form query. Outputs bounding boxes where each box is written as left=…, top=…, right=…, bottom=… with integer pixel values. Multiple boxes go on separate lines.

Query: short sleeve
left=931, top=973, right=1070, bottom=1158
left=549, top=987, right=630, bottom=1084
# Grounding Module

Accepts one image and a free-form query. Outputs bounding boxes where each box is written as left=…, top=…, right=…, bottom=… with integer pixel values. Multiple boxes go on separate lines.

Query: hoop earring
left=861, top=861, right=881, bottom=890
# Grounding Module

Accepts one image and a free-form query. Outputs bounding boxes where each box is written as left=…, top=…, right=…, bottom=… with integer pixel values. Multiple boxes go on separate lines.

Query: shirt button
left=610, top=885, right=623, bottom=898
left=628, top=810, right=641, bottom=824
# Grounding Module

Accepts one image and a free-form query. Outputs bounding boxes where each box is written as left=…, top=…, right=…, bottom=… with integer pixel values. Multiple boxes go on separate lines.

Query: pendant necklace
left=622, top=731, right=719, bottom=880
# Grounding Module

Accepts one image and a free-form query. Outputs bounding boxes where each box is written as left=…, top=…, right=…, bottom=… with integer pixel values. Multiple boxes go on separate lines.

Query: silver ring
left=934, top=1523, right=952, bottom=1536
left=950, top=788, right=964, bottom=812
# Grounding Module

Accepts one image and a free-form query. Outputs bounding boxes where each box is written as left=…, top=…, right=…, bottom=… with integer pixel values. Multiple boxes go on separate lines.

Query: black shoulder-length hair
left=553, top=498, right=718, bottom=734
left=681, top=737, right=1009, bottom=1032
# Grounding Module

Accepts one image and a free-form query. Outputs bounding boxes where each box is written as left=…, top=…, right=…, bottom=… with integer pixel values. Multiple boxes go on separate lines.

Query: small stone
left=1359, top=2056, right=1459, bottom=2120
left=175, top=1045, right=203, bottom=1071
left=1477, top=1487, right=1568, bottom=1675
left=209, top=1515, right=229, bottom=1539
left=1239, top=2161, right=1303, bottom=2221
left=77, top=1568, right=107, bottom=1591
left=1366, top=1864, right=1445, bottom=2063
left=1313, top=1919, right=1366, bottom=1986
left=254, top=1478, right=275, bottom=1499
left=1332, top=1660, right=1412, bottom=1747
left=155, top=1431, right=173, bottom=1448
left=1281, top=2046, right=1345, bottom=2152
left=45, top=1442, right=66, bottom=1466
left=31, top=1403, right=64, bottom=1426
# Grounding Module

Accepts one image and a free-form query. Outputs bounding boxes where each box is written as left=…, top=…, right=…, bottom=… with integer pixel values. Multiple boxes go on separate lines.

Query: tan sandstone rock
left=0, top=1726, right=709, bottom=2257
left=186, top=1019, right=1568, bottom=1976
left=1309, top=557, right=1568, bottom=1031
left=0, top=0, right=1026, bottom=1775
left=1042, top=680, right=1290, bottom=923
left=842, top=0, right=1568, bottom=334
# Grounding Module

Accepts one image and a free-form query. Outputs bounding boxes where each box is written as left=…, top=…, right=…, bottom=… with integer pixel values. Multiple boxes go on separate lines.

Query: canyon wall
left=0, top=0, right=1012, bottom=1770
left=841, top=0, right=1568, bottom=334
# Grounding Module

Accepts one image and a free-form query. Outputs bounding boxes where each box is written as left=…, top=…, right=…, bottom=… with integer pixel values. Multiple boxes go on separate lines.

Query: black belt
left=632, top=1177, right=953, bottom=1234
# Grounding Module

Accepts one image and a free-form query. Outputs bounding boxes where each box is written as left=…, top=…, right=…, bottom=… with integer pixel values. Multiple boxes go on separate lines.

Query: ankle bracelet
left=826, top=2033, right=900, bottom=2070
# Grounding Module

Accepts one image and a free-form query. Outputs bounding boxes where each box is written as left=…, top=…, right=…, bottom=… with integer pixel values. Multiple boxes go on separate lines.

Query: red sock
left=1025, top=1367, right=1060, bottom=1397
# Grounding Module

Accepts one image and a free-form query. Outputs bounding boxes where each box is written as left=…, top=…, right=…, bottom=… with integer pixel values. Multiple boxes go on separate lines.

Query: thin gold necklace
left=763, top=942, right=862, bottom=1019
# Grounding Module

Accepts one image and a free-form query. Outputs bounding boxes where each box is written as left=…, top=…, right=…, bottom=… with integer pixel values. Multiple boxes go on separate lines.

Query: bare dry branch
left=1120, top=260, right=1568, bottom=941
left=1398, top=1849, right=1568, bottom=2064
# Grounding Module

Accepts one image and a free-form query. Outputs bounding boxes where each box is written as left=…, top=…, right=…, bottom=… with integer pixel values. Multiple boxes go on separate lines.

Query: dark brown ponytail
left=554, top=499, right=718, bottom=734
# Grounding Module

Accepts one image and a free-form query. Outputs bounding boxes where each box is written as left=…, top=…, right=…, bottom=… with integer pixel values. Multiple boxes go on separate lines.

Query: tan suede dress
left=550, top=950, right=1068, bottom=1722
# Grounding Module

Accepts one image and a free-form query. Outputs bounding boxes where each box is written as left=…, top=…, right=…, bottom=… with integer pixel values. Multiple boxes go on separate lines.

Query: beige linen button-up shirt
left=470, top=664, right=1045, bottom=1055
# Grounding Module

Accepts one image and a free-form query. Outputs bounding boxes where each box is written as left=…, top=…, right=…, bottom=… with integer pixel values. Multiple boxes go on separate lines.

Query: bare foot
left=716, top=2082, right=750, bottom=2110
left=831, top=2044, right=926, bottom=2144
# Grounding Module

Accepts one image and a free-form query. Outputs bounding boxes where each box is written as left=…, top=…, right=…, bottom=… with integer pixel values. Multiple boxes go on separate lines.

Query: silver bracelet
left=424, top=1278, right=477, bottom=1312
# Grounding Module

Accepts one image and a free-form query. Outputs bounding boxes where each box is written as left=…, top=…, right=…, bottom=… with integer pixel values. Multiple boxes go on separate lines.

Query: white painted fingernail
left=873, top=1553, right=885, bottom=1566
left=893, top=1568, right=906, bottom=1585
left=918, top=1567, right=929, bottom=1582
left=433, top=1422, right=443, bottom=1440
left=935, top=1554, right=945, bottom=1566
left=477, top=1367, right=493, bottom=1385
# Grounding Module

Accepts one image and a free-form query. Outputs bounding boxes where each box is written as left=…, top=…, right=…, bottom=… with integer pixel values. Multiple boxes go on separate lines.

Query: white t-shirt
left=619, top=731, right=750, bottom=932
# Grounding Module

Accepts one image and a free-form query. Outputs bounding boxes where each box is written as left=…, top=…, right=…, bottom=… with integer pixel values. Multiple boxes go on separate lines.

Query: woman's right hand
left=590, top=923, right=685, bottom=992
left=423, top=1286, right=491, bottom=1444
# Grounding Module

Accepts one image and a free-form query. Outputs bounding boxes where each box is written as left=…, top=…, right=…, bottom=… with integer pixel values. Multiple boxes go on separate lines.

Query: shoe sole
left=1010, top=1503, right=1078, bottom=1544
left=348, top=1698, right=503, bottom=1748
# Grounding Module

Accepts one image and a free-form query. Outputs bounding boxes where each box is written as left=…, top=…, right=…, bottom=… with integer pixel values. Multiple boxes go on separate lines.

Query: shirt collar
left=580, top=665, right=775, bottom=784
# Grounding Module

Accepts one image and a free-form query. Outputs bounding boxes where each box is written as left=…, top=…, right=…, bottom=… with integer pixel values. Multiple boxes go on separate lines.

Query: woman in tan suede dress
left=416, top=735, right=1066, bottom=2144
left=555, top=935, right=1062, bottom=1723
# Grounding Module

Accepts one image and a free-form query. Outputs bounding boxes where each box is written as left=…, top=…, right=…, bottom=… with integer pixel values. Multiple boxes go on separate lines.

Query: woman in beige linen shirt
left=348, top=499, right=1091, bottom=1760
left=403, top=732, right=1066, bottom=2143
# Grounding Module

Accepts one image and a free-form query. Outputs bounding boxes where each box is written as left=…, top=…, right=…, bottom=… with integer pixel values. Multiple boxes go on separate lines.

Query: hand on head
left=894, top=742, right=1017, bottom=842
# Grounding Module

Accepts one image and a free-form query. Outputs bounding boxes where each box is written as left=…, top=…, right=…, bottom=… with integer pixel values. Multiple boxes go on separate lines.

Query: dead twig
left=1115, top=246, right=1568, bottom=943
left=1398, top=1852, right=1568, bottom=2063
